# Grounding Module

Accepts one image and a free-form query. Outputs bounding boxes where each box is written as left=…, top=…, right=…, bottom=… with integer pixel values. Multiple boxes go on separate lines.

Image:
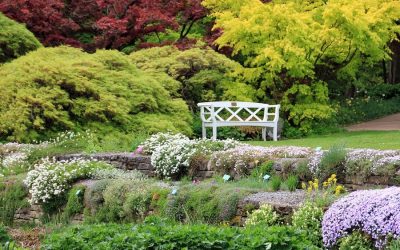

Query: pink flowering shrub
left=322, top=187, right=400, bottom=249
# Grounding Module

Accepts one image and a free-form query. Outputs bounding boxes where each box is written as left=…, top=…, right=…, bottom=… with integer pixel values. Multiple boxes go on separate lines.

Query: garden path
left=346, top=113, right=400, bottom=131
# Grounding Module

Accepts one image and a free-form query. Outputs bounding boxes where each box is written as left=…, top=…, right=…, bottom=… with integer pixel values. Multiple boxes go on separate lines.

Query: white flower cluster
left=0, top=143, right=37, bottom=176
left=151, top=137, right=196, bottom=178
left=91, top=168, right=147, bottom=181
left=142, top=133, right=242, bottom=179
left=141, top=132, right=188, bottom=154
left=24, top=157, right=111, bottom=204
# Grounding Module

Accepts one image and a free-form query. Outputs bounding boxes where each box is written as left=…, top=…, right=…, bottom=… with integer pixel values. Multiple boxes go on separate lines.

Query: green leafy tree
left=203, top=0, right=400, bottom=131
left=0, top=46, right=192, bottom=142
left=130, top=46, right=256, bottom=111
left=0, top=13, right=42, bottom=63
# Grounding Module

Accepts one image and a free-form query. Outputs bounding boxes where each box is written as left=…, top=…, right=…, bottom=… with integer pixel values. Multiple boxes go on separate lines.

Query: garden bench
left=198, top=101, right=280, bottom=141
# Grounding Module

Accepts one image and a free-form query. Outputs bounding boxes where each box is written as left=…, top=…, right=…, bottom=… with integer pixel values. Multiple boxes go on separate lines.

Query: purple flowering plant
left=322, top=187, right=400, bottom=249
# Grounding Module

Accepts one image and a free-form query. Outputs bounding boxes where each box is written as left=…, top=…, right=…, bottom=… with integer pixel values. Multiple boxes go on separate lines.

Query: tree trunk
left=388, top=40, right=400, bottom=84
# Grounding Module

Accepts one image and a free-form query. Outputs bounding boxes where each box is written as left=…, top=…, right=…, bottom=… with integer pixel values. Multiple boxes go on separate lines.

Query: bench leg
left=212, top=126, right=217, bottom=141
left=273, top=126, right=278, bottom=141
left=262, top=128, right=267, bottom=141
left=202, top=124, right=206, bottom=139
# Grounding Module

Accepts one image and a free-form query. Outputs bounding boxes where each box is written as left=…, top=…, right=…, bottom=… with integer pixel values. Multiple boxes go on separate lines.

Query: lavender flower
left=322, top=187, right=400, bottom=249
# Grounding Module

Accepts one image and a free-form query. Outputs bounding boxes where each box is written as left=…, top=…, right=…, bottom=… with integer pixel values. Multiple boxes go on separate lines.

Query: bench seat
left=198, top=101, right=280, bottom=141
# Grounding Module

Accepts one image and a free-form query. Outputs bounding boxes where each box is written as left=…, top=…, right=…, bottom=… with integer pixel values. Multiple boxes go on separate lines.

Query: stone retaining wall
left=57, top=153, right=399, bottom=186
left=14, top=205, right=42, bottom=224
left=57, top=153, right=156, bottom=177
left=56, top=153, right=216, bottom=179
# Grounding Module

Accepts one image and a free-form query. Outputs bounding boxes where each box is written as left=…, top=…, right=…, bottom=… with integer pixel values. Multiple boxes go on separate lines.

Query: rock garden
left=1, top=131, right=400, bottom=249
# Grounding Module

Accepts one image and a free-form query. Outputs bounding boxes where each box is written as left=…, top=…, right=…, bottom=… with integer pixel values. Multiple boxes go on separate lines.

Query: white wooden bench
left=198, top=101, right=280, bottom=141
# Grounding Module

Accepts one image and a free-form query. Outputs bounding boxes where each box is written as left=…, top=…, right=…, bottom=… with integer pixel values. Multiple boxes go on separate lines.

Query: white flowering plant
left=142, top=133, right=242, bottom=179
left=0, top=143, right=37, bottom=177
left=24, top=158, right=112, bottom=204
left=140, top=132, right=188, bottom=155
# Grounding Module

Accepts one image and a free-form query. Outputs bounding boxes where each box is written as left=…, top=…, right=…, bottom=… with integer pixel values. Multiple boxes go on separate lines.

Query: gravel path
left=346, top=113, right=400, bottom=131
left=243, top=190, right=307, bottom=208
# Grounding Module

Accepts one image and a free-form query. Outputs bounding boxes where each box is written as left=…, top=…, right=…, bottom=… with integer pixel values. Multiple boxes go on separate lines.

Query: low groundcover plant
left=322, top=187, right=400, bottom=249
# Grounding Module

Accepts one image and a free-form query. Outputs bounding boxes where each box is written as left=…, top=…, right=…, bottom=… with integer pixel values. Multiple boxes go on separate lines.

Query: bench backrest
left=198, top=101, right=280, bottom=123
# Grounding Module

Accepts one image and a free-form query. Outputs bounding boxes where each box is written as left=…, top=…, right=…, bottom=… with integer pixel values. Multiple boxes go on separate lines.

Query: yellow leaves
left=205, top=0, right=400, bottom=86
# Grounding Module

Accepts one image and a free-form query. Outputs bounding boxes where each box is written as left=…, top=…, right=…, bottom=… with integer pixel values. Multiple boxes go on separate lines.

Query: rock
left=240, top=190, right=307, bottom=215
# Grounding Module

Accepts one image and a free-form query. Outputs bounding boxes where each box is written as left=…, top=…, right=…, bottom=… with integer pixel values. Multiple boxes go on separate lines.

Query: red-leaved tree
left=0, top=0, right=207, bottom=50
left=0, top=0, right=81, bottom=46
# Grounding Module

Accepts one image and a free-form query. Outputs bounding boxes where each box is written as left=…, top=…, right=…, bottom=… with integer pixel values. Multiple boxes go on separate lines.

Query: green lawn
left=248, top=131, right=400, bottom=150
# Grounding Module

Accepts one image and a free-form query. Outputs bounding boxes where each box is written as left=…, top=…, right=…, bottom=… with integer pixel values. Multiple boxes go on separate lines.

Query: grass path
left=248, top=131, right=400, bottom=150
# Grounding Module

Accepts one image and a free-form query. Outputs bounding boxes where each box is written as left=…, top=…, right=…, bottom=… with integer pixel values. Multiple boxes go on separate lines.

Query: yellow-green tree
left=203, top=0, right=400, bottom=131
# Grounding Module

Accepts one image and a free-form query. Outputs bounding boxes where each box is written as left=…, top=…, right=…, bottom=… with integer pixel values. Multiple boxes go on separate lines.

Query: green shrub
left=294, top=160, right=313, bottom=181
left=335, top=97, right=400, bottom=125
left=388, top=238, right=400, bottom=250
left=250, top=161, right=273, bottom=180
left=0, top=225, right=10, bottom=244
left=0, top=180, right=28, bottom=226
left=269, top=176, right=282, bottom=191
left=98, top=180, right=149, bottom=222
left=122, top=191, right=152, bottom=221
left=292, top=202, right=324, bottom=247
left=0, top=46, right=191, bottom=142
left=149, top=188, right=170, bottom=216
left=245, top=204, right=279, bottom=227
left=0, top=13, right=42, bottom=63
left=62, top=185, right=86, bottom=222
left=285, top=175, right=299, bottom=192
left=166, top=183, right=249, bottom=224
left=42, top=218, right=318, bottom=249
left=41, top=194, right=68, bottom=222
left=338, top=231, right=373, bottom=250
left=317, top=145, right=347, bottom=181
left=90, top=179, right=164, bottom=223
left=130, top=46, right=256, bottom=110
left=83, top=179, right=112, bottom=215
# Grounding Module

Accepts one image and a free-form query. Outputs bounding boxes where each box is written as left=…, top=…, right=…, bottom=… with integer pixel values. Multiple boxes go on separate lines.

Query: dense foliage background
left=0, top=0, right=399, bottom=141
